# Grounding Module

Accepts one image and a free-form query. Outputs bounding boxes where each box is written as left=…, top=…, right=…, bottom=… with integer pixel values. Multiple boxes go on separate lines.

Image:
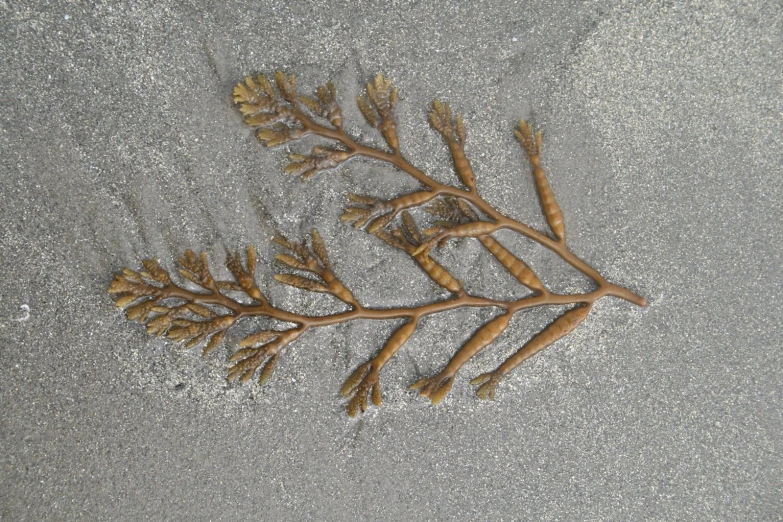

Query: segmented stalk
left=471, top=305, right=591, bottom=399
left=478, top=236, right=544, bottom=292
left=413, top=252, right=461, bottom=293
left=444, top=312, right=511, bottom=374
left=412, top=220, right=498, bottom=256
left=503, top=304, right=589, bottom=373
left=516, top=120, right=565, bottom=241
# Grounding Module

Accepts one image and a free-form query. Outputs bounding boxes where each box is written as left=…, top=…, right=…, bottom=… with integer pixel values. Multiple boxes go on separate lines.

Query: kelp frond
left=109, top=70, right=648, bottom=416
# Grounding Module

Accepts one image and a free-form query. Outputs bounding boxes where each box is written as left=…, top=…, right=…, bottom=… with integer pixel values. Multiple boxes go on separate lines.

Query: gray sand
left=2, top=1, right=781, bottom=520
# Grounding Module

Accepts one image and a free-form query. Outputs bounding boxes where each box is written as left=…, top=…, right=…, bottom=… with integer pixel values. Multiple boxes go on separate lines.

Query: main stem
left=166, top=282, right=622, bottom=332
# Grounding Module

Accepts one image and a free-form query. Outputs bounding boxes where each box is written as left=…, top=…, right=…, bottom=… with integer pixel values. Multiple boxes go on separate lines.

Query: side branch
left=516, top=120, right=565, bottom=241
left=411, top=312, right=511, bottom=404
left=109, top=238, right=640, bottom=411
left=233, top=72, right=645, bottom=303
left=296, top=106, right=643, bottom=304
left=471, top=304, right=592, bottom=399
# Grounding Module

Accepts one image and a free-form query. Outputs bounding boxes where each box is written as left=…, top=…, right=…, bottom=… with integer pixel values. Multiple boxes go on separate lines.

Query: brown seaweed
left=109, top=71, right=647, bottom=416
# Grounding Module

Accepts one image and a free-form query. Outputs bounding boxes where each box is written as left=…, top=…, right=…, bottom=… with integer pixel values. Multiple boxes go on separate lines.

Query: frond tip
left=228, top=329, right=301, bottom=384
left=410, top=374, right=454, bottom=405
left=233, top=72, right=310, bottom=148
left=300, top=81, right=342, bottom=128
left=357, top=73, right=400, bottom=151
left=430, top=100, right=475, bottom=189
left=340, top=362, right=382, bottom=417
left=469, top=372, right=502, bottom=400
left=273, top=231, right=358, bottom=306
left=284, top=147, right=352, bottom=180
left=226, top=245, right=265, bottom=302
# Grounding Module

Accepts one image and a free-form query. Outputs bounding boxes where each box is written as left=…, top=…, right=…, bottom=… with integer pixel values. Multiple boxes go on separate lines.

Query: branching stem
left=160, top=278, right=631, bottom=328
left=298, top=111, right=647, bottom=309
left=111, top=72, right=649, bottom=415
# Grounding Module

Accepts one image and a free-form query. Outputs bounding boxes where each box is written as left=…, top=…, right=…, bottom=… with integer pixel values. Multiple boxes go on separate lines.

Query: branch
left=471, top=304, right=592, bottom=399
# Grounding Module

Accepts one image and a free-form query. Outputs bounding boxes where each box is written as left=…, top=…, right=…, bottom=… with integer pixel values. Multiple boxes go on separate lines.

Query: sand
left=2, top=1, right=781, bottom=519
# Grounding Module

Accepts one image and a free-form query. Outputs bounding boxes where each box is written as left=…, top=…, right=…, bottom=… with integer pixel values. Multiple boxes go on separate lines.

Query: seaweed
left=109, top=71, right=648, bottom=416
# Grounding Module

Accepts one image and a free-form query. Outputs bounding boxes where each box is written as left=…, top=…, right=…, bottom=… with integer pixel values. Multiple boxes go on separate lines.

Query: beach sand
left=2, top=1, right=781, bottom=519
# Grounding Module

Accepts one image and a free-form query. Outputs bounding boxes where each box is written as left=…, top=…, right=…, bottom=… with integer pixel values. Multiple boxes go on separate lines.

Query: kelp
left=109, top=71, right=647, bottom=416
